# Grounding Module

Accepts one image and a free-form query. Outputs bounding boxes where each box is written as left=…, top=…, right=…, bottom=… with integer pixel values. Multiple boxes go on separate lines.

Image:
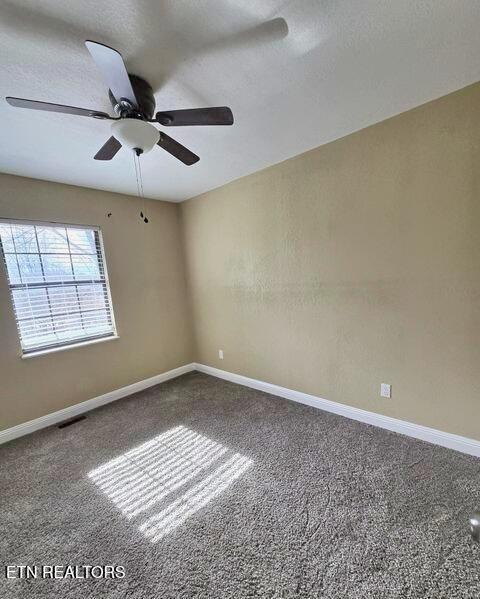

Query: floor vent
left=58, top=415, right=86, bottom=429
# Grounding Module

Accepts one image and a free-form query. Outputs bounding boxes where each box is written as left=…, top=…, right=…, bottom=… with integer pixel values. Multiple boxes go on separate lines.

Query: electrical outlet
left=380, top=383, right=391, bottom=398
left=218, top=349, right=224, bottom=360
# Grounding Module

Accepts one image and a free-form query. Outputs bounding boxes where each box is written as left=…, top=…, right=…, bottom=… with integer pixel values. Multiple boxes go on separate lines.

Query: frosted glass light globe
left=111, top=119, right=160, bottom=153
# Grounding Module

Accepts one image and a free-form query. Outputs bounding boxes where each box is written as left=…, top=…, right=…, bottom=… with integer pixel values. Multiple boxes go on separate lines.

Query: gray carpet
left=1, top=371, right=479, bottom=598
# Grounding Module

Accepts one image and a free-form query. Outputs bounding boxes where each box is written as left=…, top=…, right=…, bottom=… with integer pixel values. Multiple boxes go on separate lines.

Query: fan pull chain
left=133, top=149, right=148, bottom=223
left=138, top=153, right=148, bottom=223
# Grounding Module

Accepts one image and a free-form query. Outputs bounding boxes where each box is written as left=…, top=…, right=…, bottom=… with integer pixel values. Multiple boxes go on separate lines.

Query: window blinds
left=0, top=220, right=116, bottom=354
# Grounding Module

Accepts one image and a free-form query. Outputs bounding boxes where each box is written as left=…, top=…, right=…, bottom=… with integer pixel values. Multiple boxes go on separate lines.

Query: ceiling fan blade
left=85, top=40, right=138, bottom=107
left=94, top=136, right=122, bottom=160
left=155, top=107, right=234, bottom=126
left=157, top=132, right=199, bottom=166
left=6, top=97, right=112, bottom=119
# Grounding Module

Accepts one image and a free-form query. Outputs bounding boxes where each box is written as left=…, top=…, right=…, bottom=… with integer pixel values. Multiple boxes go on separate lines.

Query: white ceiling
left=1, top=0, right=480, bottom=202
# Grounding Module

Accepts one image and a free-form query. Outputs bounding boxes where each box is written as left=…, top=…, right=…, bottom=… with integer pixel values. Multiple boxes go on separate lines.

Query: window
left=0, top=220, right=116, bottom=355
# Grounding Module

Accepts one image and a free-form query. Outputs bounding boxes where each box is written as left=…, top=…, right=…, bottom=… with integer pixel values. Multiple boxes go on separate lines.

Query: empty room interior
left=1, top=1, right=480, bottom=597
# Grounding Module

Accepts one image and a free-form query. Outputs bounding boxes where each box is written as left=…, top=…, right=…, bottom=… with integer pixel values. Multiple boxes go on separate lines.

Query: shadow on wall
left=88, top=425, right=252, bottom=543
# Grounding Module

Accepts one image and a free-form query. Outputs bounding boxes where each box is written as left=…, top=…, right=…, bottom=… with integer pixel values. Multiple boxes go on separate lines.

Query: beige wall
left=181, top=82, right=480, bottom=440
left=0, top=174, right=193, bottom=430
left=2, top=83, right=479, bottom=440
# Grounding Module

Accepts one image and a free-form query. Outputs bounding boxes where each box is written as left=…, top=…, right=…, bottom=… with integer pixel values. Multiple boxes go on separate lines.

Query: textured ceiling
left=1, top=0, right=480, bottom=202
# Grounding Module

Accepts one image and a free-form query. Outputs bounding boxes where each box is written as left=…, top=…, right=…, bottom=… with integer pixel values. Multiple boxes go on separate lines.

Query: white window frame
left=0, top=218, right=118, bottom=357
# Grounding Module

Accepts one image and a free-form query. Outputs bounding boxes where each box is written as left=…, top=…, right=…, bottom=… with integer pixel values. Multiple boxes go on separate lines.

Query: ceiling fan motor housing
left=109, top=74, right=155, bottom=120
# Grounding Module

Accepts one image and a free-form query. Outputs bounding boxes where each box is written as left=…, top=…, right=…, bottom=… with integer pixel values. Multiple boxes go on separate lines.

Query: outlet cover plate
left=381, top=383, right=391, bottom=398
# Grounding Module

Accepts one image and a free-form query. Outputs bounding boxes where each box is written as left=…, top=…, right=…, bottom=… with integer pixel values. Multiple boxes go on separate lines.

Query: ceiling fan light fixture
left=6, top=41, right=233, bottom=165
left=111, top=119, right=160, bottom=153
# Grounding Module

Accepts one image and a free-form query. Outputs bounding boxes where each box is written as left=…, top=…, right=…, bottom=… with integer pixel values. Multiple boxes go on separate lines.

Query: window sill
left=21, top=335, right=119, bottom=359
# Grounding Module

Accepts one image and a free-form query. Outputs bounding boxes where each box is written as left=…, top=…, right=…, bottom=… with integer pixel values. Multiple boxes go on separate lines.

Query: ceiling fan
left=5, top=40, right=234, bottom=165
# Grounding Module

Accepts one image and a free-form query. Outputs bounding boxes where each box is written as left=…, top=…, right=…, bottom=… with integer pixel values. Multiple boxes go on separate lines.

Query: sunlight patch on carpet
left=87, top=425, right=252, bottom=542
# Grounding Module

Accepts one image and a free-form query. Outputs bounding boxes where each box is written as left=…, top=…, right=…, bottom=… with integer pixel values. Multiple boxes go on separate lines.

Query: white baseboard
left=194, top=363, right=480, bottom=458
left=0, top=363, right=196, bottom=445
left=3, top=361, right=479, bottom=458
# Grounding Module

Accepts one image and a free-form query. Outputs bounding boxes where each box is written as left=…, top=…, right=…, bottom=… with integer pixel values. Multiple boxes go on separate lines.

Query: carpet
left=1, top=371, right=479, bottom=598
